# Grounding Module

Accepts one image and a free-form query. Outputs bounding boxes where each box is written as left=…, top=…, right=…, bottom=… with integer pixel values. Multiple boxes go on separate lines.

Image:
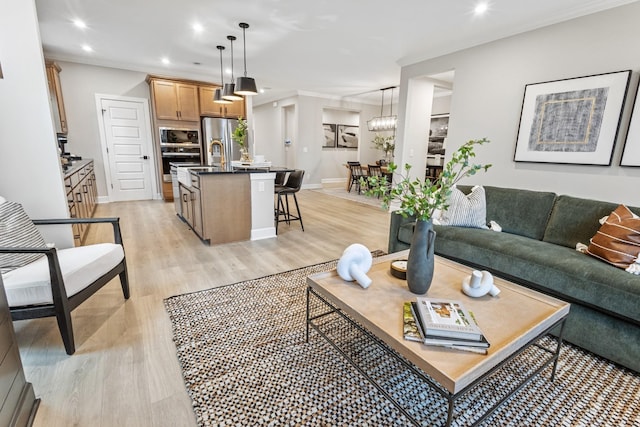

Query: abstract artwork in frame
left=620, top=83, right=640, bottom=166
left=514, top=70, right=631, bottom=165
left=337, top=125, right=359, bottom=149
left=322, top=123, right=337, bottom=148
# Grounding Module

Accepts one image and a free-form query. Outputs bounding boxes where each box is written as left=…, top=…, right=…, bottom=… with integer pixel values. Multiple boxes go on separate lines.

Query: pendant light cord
left=217, top=45, right=225, bottom=85
left=227, top=35, right=236, bottom=81
left=241, top=24, right=248, bottom=77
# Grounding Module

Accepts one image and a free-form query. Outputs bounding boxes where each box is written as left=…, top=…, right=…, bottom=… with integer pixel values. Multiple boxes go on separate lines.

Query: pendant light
left=222, top=35, right=243, bottom=101
left=214, top=45, right=232, bottom=104
left=235, top=22, right=258, bottom=96
left=367, top=86, right=398, bottom=131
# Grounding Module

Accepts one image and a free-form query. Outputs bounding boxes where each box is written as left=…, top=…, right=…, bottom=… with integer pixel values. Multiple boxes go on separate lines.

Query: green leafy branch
left=364, top=138, right=492, bottom=221
left=232, top=117, right=248, bottom=149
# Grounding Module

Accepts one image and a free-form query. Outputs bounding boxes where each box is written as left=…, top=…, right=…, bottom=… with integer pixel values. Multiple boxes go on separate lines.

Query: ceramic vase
left=407, top=219, right=436, bottom=294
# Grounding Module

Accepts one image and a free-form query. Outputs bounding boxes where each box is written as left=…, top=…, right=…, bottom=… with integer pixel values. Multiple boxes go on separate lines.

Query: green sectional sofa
left=388, top=185, right=640, bottom=372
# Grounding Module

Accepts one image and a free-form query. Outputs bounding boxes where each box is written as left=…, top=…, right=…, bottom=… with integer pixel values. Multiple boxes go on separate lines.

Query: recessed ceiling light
left=192, top=23, right=204, bottom=33
left=474, top=2, right=489, bottom=16
left=81, top=44, right=93, bottom=52
left=162, top=57, right=170, bottom=65
left=73, top=19, right=87, bottom=29
left=225, top=67, right=232, bottom=75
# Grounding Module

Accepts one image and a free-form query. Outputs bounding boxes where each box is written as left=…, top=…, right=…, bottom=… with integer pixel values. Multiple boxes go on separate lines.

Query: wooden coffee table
left=306, top=251, right=570, bottom=426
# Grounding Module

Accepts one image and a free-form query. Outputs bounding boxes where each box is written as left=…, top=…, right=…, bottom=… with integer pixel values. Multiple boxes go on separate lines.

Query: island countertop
left=185, top=165, right=293, bottom=176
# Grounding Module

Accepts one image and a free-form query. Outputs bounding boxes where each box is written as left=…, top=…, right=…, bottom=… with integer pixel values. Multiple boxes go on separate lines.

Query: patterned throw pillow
left=439, top=185, right=488, bottom=229
left=586, top=204, right=640, bottom=269
left=0, top=201, right=47, bottom=272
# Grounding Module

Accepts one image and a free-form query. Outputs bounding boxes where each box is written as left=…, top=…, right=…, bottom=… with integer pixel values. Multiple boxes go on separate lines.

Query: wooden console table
left=0, top=275, right=39, bottom=426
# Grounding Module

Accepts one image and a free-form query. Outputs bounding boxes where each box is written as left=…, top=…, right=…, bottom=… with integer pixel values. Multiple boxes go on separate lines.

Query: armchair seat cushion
left=2, top=243, right=124, bottom=307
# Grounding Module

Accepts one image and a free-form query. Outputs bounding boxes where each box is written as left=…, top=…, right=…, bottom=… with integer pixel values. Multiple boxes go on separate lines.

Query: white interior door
left=284, top=105, right=296, bottom=168
left=99, top=97, right=154, bottom=201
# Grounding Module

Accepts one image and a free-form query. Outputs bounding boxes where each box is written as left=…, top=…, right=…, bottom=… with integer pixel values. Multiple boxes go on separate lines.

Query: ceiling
left=35, top=0, right=637, bottom=104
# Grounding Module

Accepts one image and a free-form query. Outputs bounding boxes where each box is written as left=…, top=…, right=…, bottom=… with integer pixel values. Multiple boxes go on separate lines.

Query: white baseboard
left=251, top=227, right=276, bottom=240
left=321, top=178, right=347, bottom=184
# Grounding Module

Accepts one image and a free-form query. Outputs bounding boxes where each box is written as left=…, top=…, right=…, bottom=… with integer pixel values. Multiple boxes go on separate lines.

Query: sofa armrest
left=32, top=217, right=123, bottom=245
left=388, top=212, right=416, bottom=254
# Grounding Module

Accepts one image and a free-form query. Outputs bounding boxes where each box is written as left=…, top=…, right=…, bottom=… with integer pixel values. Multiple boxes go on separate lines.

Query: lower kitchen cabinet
left=64, top=160, right=97, bottom=246
left=178, top=172, right=250, bottom=244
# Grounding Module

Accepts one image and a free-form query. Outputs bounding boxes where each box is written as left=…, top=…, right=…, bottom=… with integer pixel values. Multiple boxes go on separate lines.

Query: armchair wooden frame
left=0, top=217, right=129, bottom=355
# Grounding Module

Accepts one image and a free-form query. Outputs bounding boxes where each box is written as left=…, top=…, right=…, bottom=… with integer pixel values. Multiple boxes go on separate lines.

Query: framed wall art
left=621, top=84, right=640, bottom=166
left=428, top=114, right=449, bottom=155
left=514, top=70, right=631, bottom=165
left=322, top=123, right=337, bottom=148
left=337, top=125, right=359, bottom=149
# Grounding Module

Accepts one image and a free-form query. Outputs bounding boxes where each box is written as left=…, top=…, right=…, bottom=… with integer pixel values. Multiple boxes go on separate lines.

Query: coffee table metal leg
left=550, top=319, right=566, bottom=382
left=305, top=286, right=310, bottom=343
left=307, top=286, right=567, bottom=426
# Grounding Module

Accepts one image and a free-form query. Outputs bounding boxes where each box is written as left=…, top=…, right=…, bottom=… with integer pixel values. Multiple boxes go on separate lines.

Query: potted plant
left=371, top=133, right=395, bottom=162
left=232, top=117, right=250, bottom=162
left=365, top=138, right=491, bottom=294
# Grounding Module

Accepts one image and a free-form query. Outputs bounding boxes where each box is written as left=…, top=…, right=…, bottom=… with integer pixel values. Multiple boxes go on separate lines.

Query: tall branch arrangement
left=365, top=138, right=492, bottom=221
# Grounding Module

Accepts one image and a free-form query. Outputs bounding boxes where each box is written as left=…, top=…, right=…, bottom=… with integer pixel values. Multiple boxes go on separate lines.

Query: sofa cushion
left=433, top=225, right=640, bottom=325
left=543, top=195, right=640, bottom=249
left=438, top=185, right=488, bottom=229
left=457, top=186, right=556, bottom=240
left=0, top=201, right=46, bottom=272
left=586, top=205, right=640, bottom=269
left=2, top=243, right=124, bottom=306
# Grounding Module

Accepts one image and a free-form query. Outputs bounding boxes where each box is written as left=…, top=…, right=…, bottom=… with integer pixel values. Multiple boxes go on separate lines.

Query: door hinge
left=102, top=108, right=107, bottom=113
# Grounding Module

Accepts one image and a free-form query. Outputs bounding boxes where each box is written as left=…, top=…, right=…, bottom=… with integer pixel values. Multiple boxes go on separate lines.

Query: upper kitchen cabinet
left=149, top=78, right=199, bottom=121
left=199, top=85, right=246, bottom=119
left=45, top=60, right=67, bottom=134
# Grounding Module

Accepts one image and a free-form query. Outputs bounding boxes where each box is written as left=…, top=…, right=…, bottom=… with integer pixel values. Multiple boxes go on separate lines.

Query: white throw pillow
left=0, top=201, right=47, bottom=272
left=439, top=185, right=489, bottom=229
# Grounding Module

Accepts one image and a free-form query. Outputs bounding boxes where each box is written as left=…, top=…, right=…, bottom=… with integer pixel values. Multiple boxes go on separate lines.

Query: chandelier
left=367, top=86, right=397, bottom=131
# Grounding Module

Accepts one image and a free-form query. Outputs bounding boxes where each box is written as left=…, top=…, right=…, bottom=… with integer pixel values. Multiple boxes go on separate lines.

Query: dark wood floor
left=16, top=189, right=390, bottom=427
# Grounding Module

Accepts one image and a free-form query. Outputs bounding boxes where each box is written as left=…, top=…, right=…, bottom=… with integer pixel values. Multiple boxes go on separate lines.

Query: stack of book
left=403, top=297, right=490, bottom=355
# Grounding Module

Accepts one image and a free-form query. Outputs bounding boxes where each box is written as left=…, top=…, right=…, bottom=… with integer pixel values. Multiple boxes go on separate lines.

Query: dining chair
left=348, top=164, right=366, bottom=194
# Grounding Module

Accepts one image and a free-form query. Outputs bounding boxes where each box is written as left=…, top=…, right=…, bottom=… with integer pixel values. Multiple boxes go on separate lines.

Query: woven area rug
left=164, top=258, right=640, bottom=426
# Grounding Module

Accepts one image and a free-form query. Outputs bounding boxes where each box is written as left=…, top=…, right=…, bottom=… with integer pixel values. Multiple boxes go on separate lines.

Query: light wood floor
left=15, top=189, right=391, bottom=427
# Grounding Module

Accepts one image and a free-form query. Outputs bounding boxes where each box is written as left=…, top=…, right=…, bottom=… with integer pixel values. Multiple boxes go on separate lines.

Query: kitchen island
left=176, top=167, right=276, bottom=245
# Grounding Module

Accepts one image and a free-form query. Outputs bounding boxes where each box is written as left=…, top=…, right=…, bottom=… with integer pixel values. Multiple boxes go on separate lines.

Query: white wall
left=253, top=93, right=381, bottom=186
left=0, top=0, right=72, bottom=247
left=253, top=96, right=298, bottom=167
left=397, top=2, right=640, bottom=206
left=57, top=61, right=152, bottom=197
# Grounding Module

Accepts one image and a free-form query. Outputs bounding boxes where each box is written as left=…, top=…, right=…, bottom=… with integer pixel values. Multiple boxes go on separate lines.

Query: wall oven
left=159, top=127, right=202, bottom=182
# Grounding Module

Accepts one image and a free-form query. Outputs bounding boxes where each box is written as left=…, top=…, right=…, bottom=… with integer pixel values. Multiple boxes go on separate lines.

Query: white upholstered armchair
left=0, top=198, right=129, bottom=355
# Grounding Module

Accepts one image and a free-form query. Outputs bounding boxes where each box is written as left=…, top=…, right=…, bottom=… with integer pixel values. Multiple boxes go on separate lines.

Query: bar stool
left=275, top=169, right=305, bottom=234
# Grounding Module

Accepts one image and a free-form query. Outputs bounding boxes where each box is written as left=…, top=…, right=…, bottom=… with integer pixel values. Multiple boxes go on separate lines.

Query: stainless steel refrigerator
left=202, top=117, right=240, bottom=171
